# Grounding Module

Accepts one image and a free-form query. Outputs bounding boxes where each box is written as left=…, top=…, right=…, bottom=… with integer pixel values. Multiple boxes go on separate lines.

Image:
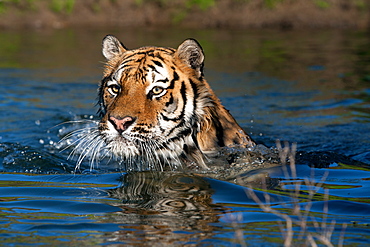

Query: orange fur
left=98, top=35, right=255, bottom=168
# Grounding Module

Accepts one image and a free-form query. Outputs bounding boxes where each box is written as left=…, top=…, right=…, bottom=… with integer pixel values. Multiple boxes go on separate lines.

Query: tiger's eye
left=152, top=86, right=164, bottom=95
left=109, top=85, right=120, bottom=94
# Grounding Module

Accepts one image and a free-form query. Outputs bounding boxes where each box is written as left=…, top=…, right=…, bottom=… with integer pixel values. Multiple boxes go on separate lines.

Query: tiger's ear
left=175, top=39, right=204, bottom=77
left=102, top=35, right=127, bottom=60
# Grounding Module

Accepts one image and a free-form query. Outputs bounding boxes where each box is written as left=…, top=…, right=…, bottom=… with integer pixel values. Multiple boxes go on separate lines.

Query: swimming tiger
left=73, top=35, right=255, bottom=171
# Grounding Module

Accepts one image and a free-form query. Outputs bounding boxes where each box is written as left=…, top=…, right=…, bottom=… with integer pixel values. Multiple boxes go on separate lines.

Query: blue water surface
left=0, top=28, right=369, bottom=246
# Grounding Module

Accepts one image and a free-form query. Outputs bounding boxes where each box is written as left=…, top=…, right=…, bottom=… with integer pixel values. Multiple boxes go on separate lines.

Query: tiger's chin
left=68, top=124, right=205, bottom=172
left=103, top=142, right=199, bottom=171
left=100, top=129, right=200, bottom=171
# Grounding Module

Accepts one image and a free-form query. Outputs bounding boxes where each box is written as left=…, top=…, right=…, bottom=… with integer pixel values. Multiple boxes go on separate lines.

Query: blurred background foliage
left=0, top=0, right=368, bottom=31
left=0, top=0, right=368, bottom=15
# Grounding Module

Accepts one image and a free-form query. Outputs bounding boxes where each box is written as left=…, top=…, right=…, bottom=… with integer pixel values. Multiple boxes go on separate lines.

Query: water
left=0, top=27, right=369, bottom=246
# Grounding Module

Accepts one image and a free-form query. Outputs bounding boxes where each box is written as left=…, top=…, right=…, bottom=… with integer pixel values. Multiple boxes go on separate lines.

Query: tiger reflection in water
left=104, top=170, right=279, bottom=245
left=109, top=172, right=214, bottom=212
left=106, top=172, right=221, bottom=244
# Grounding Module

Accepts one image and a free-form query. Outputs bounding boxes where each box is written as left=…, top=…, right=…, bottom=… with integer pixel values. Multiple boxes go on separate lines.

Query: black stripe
left=168, top=71, right=179, bottom=90
left=136, top=68, right=147, bottom=84
left=101, top=75, right=112, bottom=86
left=160, top=112, right=180, bottom=122
left=180, top=80, right=187, bottom=119
left=159, top=126, right=167, bottom=133
left=165, top=92, right=174, bottom=107
left=156, top=130, right=192, bottom=150
left=161, top=79, right=197, bottom=137
left=155, top=53, right=165, bottom=60
left=136, top=51, right=152, bottom=56
left=122, top=53, right=138, bottom=60
left=160, top=80, right=186, bottom=122
left=168, top=128, right=192, bottom=143
left=153, top=60, right=163, bottom=67
left=156, top=48, right=173, bottom=53
left=148, top=64, right=159, bottom=73
left=97, top=74, right=113, bottom=115
left=157, top=78, right=169, bottom=83
left=165, top=119, right=187, bottom=137
left=120, top=58, right=135, bottom=66
left=135, top=57, right=145, bottom=63
left=132, top=127, right=151, bottom=134
left=188, top=78, right=198, bottom=112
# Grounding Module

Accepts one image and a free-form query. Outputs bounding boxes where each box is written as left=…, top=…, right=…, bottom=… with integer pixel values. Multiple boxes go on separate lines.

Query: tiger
left=73, top=35, right=255, bottom=171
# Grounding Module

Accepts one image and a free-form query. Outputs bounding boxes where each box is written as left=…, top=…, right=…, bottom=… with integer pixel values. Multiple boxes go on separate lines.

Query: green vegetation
left=0, top=0, right=75, bottom=14
left=2, top=0, right=367, bottom=15
left=135, top=0, right=215, bottom=10
left=0, top=0, right=368, bottom=29
left=264, top=0, right=284, bottom=9
left=50, top=0, right=75, bottom=14
left=314, top=0, right=330, bottom=9
left=134, top=0, right=216, bottom=23
left=0, top=0, right=15, bottom=14
left=185, top=0, right=215, bottom=10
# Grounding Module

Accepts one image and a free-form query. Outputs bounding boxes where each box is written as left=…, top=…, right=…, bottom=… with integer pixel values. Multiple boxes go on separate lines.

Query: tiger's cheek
left=103, top=89, right=115, bottom=107
left=132, top=98, right=158, bottom=126
left=154, top=91, right=171, bottom=111
left=162, top=92, right=176, bottom=114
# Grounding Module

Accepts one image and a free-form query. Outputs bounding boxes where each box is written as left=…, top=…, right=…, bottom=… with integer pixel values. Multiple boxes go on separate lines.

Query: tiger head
left=88, top=35, right=255, bottom=171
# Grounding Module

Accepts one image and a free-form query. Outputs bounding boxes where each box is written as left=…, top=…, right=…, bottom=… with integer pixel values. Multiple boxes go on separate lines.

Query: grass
left=242, top=141, right=347, bottom=246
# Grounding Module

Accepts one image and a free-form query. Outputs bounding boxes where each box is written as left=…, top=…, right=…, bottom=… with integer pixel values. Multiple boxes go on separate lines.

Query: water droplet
left=35, top=120, right=41, bottom=126
left=39, top=139, right=45, bottom=144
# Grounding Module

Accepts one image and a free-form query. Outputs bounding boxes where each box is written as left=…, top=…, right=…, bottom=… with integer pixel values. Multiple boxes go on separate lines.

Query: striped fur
left=77, top=35, right=255, bottom=171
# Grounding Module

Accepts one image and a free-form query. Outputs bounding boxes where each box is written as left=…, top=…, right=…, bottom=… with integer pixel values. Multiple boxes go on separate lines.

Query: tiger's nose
left=109, top=116, right=136, bottom=134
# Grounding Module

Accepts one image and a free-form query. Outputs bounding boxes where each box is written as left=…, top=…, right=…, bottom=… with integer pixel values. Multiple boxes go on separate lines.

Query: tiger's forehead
left=108, top=47, right=175, bottom=84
